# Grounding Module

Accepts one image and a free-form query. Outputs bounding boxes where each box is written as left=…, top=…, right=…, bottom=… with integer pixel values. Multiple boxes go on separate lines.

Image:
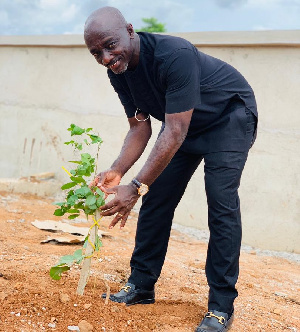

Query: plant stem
left=76, top=209, right=100, bottom=295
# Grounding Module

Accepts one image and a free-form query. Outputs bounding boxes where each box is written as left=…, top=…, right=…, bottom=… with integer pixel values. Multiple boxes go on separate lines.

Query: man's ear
left=127, top=23, right=135, bottom=38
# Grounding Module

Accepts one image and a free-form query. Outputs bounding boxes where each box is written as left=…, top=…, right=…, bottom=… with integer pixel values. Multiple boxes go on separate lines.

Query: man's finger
left=120, top=211, right=130, bottom=229
left=109, top=216, right=119, bottom=229
left=100, top=206, right=119, bottom=216
left=100, top=199, right=116, bottom=212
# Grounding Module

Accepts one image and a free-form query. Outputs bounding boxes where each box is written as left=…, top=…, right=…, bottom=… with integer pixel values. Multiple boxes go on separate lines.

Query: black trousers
left=128, top=110, right=257, bottom=314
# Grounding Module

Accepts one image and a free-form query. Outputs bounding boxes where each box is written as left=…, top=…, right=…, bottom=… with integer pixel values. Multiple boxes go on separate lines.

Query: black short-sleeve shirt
left=108, top=32, right=257, bottom=153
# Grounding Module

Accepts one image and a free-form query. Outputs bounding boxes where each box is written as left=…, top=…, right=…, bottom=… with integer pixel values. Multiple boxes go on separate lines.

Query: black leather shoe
left=195, top=309, right=234, bottom=332
left=102, top=282, right=155, bottom=306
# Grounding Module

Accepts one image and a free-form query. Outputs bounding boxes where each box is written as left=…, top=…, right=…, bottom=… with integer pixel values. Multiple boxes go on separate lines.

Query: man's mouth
left=108, top=58, right=120, bottom=70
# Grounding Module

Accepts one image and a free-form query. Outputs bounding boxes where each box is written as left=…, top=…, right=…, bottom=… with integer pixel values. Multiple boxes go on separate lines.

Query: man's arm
left=100, top=109, right=193, bottom=228
left=92, top=112, right=152, bottom=191
left=111, top=113, right=152, bottom=177
left=135, top=109, right=193, bottom=186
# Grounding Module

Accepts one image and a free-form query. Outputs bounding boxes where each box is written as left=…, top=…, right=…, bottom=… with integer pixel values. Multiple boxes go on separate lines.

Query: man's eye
left=108, top=42, right=116, bottom=49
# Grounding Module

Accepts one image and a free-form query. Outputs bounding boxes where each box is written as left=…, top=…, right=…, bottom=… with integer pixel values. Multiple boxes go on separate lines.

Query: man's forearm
left=134, top=110, right=193, bottom=186
left=134, top=126, right=185, bottom=186
left=111, top=121, right=152, bottom=176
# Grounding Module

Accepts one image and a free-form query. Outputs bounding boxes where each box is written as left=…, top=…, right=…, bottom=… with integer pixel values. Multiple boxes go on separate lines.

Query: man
left=85, top=6, right=257, bottom=332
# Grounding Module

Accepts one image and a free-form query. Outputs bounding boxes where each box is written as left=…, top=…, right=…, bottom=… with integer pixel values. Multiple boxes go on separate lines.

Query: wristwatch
left=131, top=178, right=149, bottom=196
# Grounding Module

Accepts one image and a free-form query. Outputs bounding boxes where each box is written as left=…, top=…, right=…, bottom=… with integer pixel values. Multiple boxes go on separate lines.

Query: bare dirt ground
left=0, top=192, right=299, bottom=332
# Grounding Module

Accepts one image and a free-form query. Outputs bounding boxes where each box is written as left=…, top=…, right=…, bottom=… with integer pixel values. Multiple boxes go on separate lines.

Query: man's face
left=85, top=23, right=134, bottom=74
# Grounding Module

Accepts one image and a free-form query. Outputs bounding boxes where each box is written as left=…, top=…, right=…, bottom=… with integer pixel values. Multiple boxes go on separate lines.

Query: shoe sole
left=126, top=298, right=155, bottom=306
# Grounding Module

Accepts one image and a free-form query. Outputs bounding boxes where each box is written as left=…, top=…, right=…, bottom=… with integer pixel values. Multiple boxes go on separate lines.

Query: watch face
left=138, top=184, right=149, bottom=196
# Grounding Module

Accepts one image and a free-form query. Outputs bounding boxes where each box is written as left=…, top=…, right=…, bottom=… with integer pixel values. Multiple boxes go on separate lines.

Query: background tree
left=137, top=17, right=167, bottom=33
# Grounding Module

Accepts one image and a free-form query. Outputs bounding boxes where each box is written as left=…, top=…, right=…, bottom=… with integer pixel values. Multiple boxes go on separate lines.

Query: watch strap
left=131, top=178, right=142, bottom=188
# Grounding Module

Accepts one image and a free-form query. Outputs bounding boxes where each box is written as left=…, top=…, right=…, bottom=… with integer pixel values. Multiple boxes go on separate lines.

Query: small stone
left=74, top=303, right=78, bottom=307
left=111, top=306, right=120, bottom=313
left=60, top=293, right=70, bottom=303
left=250, top=250, right=256, bottom=255
left=42, top=307, right=46, bottom=311
left=48, top=323, right=56, bottom=328
left=67, top=326, right=79, bottom=331
left=78, top=320, right=93, bottom=332
left=275, top=292, right=287, bottom=298
left=14, top=282, right=23, bottom=290
left=22, top=308, right=28, bottom=314
left=83, top=303, right=92, bottom=310
left=51, top=317, right=57, bottom=323
left=15, top=312, right=21, bottom=317
left=273, top=308, right=281, bottom=315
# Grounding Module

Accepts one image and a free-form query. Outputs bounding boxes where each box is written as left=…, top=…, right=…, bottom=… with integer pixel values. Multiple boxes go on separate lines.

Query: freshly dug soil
left=0, top=192, right=299, bottom=331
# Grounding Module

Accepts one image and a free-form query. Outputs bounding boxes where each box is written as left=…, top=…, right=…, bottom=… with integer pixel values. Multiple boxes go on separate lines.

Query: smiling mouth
left=108, top=58, right=120, bottom=70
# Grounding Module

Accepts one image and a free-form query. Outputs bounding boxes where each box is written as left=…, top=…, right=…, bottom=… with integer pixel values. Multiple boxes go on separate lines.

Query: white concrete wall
left=0, top=31, right=299, bottom=253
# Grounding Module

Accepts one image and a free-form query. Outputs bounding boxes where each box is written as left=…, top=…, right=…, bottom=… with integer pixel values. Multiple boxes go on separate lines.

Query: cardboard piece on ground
left=31, top=220, right=109, bottom=237
left=41, top=235, right=85, bottom=244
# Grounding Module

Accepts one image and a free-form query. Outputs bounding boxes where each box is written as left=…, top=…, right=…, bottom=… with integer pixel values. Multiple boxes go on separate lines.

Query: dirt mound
left=0, top=192, right=299, bottom=331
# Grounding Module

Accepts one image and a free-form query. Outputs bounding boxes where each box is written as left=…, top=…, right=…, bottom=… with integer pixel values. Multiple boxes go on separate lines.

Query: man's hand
left=90, top=169, right=122, bottom=197
left=100, top=183, right=139, bottom=229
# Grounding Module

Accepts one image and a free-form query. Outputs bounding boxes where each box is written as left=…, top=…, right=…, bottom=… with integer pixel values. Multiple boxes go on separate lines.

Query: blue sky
left=1, top=0, right=299, bottom=35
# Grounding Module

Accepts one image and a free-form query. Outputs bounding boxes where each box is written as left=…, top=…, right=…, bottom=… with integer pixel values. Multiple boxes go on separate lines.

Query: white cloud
left=214, top=0, right=247, bottom=8
left=0, top=0, right=299, bottom=35
left=61, top=4, right=79, bottom=22
left=246, top=0, right=300, bottom=8
left=40, top=0, right=68, bottom=10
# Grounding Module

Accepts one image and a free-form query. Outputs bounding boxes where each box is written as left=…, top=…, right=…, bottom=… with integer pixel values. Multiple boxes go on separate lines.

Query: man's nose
left=101, top=50, right=113, bottom=66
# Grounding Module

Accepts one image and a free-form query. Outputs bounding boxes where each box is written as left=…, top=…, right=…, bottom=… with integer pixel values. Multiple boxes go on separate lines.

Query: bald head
left=84, top=6, right=140, bottom=74
left=84, top=6, right=128, bottom=40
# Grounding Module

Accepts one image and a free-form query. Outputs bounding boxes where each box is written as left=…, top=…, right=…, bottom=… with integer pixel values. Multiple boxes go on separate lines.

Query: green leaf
left=85, top=128, right=93, bottom=132
left=68, top=160, right=82, bottom=164
left=54, top=208, right=65, bottom=216
left=67, top=190, right=74, bottom=198
left=81, top=153, right=92, bottom=163
left=61, top=182, right=77, bottom=190
left=77, top=143, right=83, bottom=150
left=88, top=134, right=103, bottom=144
left=67, top=194, right=78, bottom=206
left=96, top=188, right=104, bottom=196
left=86, top=195, right=96, bottom=207
left=70, top=124, right=85, bottom=136
left=96, top=197, right=105, bottom=207
left=88, top=204, right=97, bottom=210
left=67, top=209, right=80, bottom=213
left=57, top=254, right=76, bottom=266
left=70, top=176, right=85, bottom=183
left=53, top=202, right=65, bottom=206
left=68, top=214, right=80, bottom=219
left=75, top=186, right=92, bottom=197
left=50, top=265, right=70, bottom=280
left=64, top=140, right=75, bottom=145
left=74, top=202, right=84, bottom=209
left=83, top=236, right=89, bottom=248
left=84, top=208, right=92, bottom=215
left=73, top=249, right=84, bottom=264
